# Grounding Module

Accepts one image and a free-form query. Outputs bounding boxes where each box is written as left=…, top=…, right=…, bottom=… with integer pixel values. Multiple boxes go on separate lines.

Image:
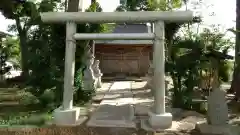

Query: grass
left=0, top=86, right=91, bottom=126
left=0, top=87, right=53, bottom=126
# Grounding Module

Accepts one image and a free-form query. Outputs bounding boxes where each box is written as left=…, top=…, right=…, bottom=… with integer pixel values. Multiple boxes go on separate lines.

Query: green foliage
left=168, top=38, right=204, bottom=110
left=26, top=22, right=66, bottom=105
left=116, top=0, right=183, bottom=11
left=115, top=0, right=187, bottom=52
left=0, top=0, right=60, bottom=78
left=18, top=91, right=39, bottom=105
left=0, top=112, right=52, bottom=126
left=0, top=39, right=11, bottom=76
left=1, top=37, right=21, bottom=69
left=24, top=1, right=105, bottom=106
left=73, top=1, right=105, bottom=103
left=74, top=68, right=94, bottom=104
left=219, top=60, right=233, bottom=82
left=0, top=0, right=40, bottom=30
left=169, top=27, right=233, bottom=111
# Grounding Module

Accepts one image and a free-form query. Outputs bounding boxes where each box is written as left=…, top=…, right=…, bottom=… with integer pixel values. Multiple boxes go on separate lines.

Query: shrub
left=18, top=91, right=39, bottom=105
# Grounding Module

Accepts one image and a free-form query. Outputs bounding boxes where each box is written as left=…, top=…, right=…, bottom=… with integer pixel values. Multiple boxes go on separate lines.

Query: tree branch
left=15, top=17, right=23, bottom=35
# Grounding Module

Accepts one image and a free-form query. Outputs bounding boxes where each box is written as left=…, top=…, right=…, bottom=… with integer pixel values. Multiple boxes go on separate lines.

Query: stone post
left=53, top=21, right=81, bottom=125
left=153, top=21, right=165, bottom=114
left=147, top=21, right=172, bottom=129
left=63, top=21, right=76, bottom=110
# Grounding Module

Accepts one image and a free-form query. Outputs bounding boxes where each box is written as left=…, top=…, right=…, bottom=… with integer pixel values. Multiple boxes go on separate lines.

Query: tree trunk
left=67, top=0, right=80, bottom=12
left=65, top=0, right=68, bottom=11
left=15, top=18, right=29, bottom=78
left=19, top=33, right=29, bottom=78
left=230, top=0, right=240, bottom=100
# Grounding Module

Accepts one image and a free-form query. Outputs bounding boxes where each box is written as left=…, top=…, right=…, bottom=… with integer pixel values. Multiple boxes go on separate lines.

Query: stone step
left=86, top=104, right=136, bottom=128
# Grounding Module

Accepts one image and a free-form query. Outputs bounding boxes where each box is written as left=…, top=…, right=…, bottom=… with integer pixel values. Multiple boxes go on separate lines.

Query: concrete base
left=148, top=111, right=172, bottom=129
left=53, top=107, right=81, bottom=126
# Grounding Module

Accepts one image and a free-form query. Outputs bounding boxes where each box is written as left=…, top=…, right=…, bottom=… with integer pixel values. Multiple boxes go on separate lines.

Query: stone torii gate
left=40, top=11, right=193, bottom=129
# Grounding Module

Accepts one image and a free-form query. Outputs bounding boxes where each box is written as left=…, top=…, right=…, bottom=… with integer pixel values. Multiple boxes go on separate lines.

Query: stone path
left=88, top=81, right=165, bottom=128
left=87, top=81, right=136, bottom=128
left=87, top=81, right=208, bottom=133
left=92, top=82, right=113, bottom=102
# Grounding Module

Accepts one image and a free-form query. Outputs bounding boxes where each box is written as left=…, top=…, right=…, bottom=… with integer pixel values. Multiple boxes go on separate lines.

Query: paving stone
left=195, top=122, right=240, bottom=135
left=229, top=117, right=240, bottom=125
left=141, top=120, right=194, bottom=132
left=93, top=82, right=113, bottom=101
left=132, top=88, right=152, bottom=95
left=123, top=92, right=134, bottom=97
left=110, top=81, right=132, bottom=91
left=100, top=100, right=117, bottom=105
left=103, top=93, right=122, bottom=99
left=131, top=81, right=147, bottom=89
left=117, top=97, right=135, bottom=105
left=98, top=83, right=112, bottom=91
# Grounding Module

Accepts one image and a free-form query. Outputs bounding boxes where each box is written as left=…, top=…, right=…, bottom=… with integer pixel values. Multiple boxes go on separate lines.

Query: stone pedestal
left=148, top=111, right=172, bottom=129
left=53, top=107, right=81, bottom=126
left=82, top=52, right=97, bottom=91
left=92, top=60, right=103, bottom=88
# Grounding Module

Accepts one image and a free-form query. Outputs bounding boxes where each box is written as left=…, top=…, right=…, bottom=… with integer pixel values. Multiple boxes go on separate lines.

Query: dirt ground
left=0, top=124, right=202, bottom=135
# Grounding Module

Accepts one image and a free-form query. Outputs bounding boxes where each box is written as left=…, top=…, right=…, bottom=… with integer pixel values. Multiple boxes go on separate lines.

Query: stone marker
left=207, top=88, right=228, bottom=125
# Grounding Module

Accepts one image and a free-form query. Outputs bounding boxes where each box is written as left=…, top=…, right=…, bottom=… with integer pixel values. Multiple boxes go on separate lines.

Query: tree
left=168, top=28, right=233, bottom=110
left=229, top=0, right=240, bottom=100
left=0, top=36, right=20, bottom=81
left=24, top=0, right=105, bottom=106
left=0, top=42, right=11, bottom=81
left=67, top=0, right=79, bottom=12
left=2, top=37, right=21, bottom=68
left=0, top=0, right=41, bottom=78
left=116, top=0, right=182, bottom=11
left=115, top=0, right=188, bottom=58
